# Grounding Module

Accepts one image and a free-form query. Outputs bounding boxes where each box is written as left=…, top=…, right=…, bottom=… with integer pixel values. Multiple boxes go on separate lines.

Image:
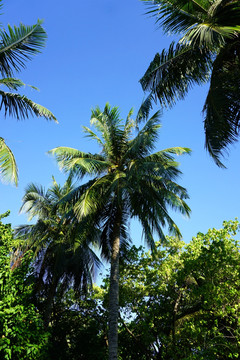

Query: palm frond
left=142, top=0, right=208, bottom=34
left=0, top=89, right=57, bottom=121
left=136, top=93, right=156, bottom=124
left=128, top=175, right=190, bottom=245
left=132, top=148, right=190, bottom=182
left=73, top=174, right=114, bottom=219
left=124, top=111, right=161, bottom=160
left=181, top=23, right=226, bottom=49
left=0, top=77, right=26, bottom=90
left=82, top=126, right=104, bottom=147
left=55, top=179, right=97, bottom=212
left=0, top=20, right=47, bottom=77
left=49, top=146, right=109, bottom=177
left=19, top=182, right=53, bottom=221
left=0, top=137, right=18, bottom=185
left=90, top=103, right=125, bottom=160
left=123, top=108, right=135, bottom=136
left=203, top=37, right=240, bottom=167
left=140, top=41, right=212, bottom=108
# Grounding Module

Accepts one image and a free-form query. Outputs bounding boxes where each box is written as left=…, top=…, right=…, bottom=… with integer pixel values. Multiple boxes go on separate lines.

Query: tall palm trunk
left=108, top=209, right=121, bottom=360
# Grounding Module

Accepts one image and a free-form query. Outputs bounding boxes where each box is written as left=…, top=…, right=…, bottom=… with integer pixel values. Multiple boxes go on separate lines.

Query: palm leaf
left=73, top=174, right=115, bottom=219
left=182, top=23, right=226, bottom=49
left=124, top=111, right=161, bottom=160
left=0, top=20, right=47, bottom=77
left=136, top=93, right=156, bottom=124
left=49, top=146, right=109, bottom=177
left=90, top=104, right=125, bottom=160
left=0, top=77, right=26, bottom=90
left=140, top=41, right=212, bottom=108
left=82, top=125, right=104, bottom=147
left=0, top=90, right=57, bottom=121
left=142, top=0, right=208, bottom=35
left=0, top=136, right=17, bottom=185
left=19, top=182, right=51, bottom=220
left=203, top=37, right=240, bottom=167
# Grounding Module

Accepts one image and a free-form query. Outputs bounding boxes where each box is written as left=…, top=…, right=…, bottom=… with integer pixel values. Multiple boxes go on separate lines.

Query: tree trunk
left=108, top=209, right=121, bottom=360
left=43, top=276, right=59, bottom=329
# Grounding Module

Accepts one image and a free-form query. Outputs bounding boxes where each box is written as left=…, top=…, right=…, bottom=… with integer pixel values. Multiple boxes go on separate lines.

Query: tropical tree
left=115, top=220, right=240, bottom=359
left=0, top=1, right=56, bottom=185
left=15, top=175, right=101, bottom=328
left=140, top=0, right=240, bottom=166
left=49, top=103, right=191, bottom=360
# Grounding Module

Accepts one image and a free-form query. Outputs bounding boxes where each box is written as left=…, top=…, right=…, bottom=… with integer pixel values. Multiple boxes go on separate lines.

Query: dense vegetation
left=1, top=215, right=240, bottom=359
left=0, top=212, right=48, bottom=359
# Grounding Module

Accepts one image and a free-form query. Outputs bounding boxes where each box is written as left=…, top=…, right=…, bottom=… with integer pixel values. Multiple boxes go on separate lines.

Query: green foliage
left=49, top=104, right=191, bottom=247
left=19, top=219, right=240, bottom=360
left=140, top=0, right=240, bottom=165
left=0, top=212, right=48, bottom=359
left=115, top=220, right=240, bottom=359
left=0, top=138, right=17, bottom=185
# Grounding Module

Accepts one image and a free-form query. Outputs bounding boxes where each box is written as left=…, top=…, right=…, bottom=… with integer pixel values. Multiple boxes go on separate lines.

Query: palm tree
left=49, top=103, right=191, bottom=360
left=15, top=175, right=101, bottom=328
left=0, top=2, right=56, bottom=185
left=140, top=0, right=240, bottom=166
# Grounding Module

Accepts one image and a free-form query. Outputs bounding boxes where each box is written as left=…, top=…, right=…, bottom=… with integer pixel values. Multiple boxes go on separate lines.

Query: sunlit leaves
left=0, top=137, right=18, bottom=185
left=117, top=220, right=240, bottom=359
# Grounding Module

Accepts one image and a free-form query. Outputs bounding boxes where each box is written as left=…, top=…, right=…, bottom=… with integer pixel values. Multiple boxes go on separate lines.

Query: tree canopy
left=0, top=212, right=48, bottom=359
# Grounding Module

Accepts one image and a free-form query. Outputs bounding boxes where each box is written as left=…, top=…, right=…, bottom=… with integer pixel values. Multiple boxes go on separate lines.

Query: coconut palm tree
left=0, top=2, right=56, bottom=185
left=15, top=175, right=101, bottom=328
left=49, top=103, right=191, bottom=360
left=140, top=0, right=240, bottom=166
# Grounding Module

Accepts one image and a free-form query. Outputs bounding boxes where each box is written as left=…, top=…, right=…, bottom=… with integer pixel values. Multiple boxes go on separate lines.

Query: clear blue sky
left=1, top=0, right=240, bottom=248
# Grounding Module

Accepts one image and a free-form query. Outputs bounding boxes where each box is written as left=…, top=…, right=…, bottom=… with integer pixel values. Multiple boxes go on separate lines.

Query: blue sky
left=0, top=0, right=240, bottom=248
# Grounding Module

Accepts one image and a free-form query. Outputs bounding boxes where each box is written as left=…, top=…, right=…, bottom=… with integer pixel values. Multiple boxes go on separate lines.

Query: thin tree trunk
left=108, top=209, right=121, bottom=360
left=43, top=276, right=59, bottom=329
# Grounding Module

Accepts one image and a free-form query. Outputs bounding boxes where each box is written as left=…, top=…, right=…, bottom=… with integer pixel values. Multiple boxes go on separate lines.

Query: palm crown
left=16, top=175, right=101, bottom=327
left=50, top=104, right=190, bottom=249
left=140, top=0, right=240, bottom=166
left=49, top=103, right=191, bottom=359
